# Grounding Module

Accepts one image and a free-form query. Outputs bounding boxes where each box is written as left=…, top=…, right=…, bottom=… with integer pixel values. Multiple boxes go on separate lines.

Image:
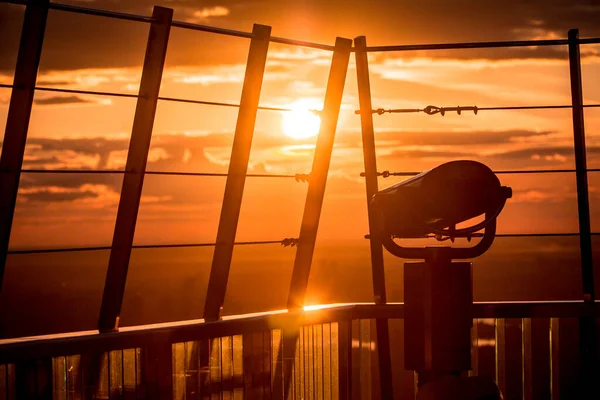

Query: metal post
left=568, top=28, right=597, bottom=396
left=97, top=6, right=173, bottom=332
left=0, top=0, right=49, bottom=292
left=202, top=24, right=271, bottom=322
left=354, top=35, right=394, bottom=400
left=286, top=37, right=353, bottom=309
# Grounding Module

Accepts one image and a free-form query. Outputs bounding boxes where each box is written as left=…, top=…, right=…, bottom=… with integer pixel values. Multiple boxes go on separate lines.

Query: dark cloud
left=36, top=80, right=74, bottom=86
left=34, top=95, right=93, bottom=106
left=20, top=187, right=100, bottom=203
left=374, top=129, right=553, bottom=147
left=2, top=0, right=599, bottom=72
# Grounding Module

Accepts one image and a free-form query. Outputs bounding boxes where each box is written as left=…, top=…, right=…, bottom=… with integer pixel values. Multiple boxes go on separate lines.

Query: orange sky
left=1, top=0, right=600, bottom=249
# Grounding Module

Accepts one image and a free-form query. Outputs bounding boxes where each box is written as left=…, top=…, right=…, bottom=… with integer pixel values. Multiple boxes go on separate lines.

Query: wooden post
left=568, top=28, right=598, bottom=397
left=286, top=37, right=353, bottom=309
left=0, top=0, right=49, bottom=291
left=203, top=24, right=272, bottom=322
left=98, top=6, right=173, bottom=332
left=354, top=35, right=394, bottom=400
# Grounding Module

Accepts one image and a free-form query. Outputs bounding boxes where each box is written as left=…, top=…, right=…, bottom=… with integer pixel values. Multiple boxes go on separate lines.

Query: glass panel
left=385, top=236, right=582, bottom=303
left=26, top=92, right=137, bottom=145
left=305, top=160, right=373, bottom=305
left=39, top=9, right=146, bottom=80
left=374, top=108, right=576, bottom=174
left=160, top=30, right=249, bottom=104
left=584, top=108, right=600, bottom=169
left=9, top=172, right=123, bottom=249
left=0, top=250, right=109, bottom=338
left=133, top=175, right=225, bottom=245
left=236, top=178, right=306, bottom=242
left=0, top=3, right=24, bottom=77
left=0, top=87, right=10, bottom=154
left=120, top=247, right=212, bottom=327
left=221, top=244, right=295, bottom=316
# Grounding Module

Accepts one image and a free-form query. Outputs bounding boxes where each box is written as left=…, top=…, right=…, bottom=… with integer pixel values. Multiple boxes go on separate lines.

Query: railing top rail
left=2, top=0, right=336, bottom=50
left=1, top=301, right=599, bottom=364
left=364, top=37, right=600, bottom=52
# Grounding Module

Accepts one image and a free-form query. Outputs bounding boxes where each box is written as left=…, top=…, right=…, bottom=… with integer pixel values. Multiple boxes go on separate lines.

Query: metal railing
left=1, top=0, right=600, bottom=399
left=1, top=302, right=599, bottom=398
left=353, top=28, right=600, bottom=398
left=0, top=0, right=351, bottom=337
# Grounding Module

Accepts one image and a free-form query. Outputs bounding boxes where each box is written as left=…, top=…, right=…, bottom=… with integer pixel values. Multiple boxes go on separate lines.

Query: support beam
left=354, top=35, right=394, bottom=400
left=0, top=0, right=49, bottom=291
left=568, top=28, right=598, bottom=397
left=287, top=37, right=353, bottom=310
left=203, top=24, right=272, bottom=322
left=98, top=6, right=173, bottom=332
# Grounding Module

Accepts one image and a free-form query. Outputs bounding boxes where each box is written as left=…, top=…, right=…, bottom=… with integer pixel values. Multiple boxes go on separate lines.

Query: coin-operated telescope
left=370, top=160, right=511, bottom=400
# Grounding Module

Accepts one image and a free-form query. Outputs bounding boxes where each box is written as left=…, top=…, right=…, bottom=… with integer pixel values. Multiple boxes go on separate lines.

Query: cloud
left=34, top=95, right=97, bottom=106
left=373, top=129, right=553, bottom=147
left=191, top=6, right=230, bottom=19
left=18, top=185, right=108, bottom=203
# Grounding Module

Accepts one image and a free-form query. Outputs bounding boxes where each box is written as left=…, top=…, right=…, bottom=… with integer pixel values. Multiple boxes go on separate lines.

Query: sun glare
left=282, top=100, right=321, bottom=139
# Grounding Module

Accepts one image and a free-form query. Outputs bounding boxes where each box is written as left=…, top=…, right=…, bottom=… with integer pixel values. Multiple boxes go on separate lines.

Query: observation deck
left=1, top=1, right=600, bottom=399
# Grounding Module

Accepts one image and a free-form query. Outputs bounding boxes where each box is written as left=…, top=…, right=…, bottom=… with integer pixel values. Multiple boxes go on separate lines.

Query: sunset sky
left=1, top=0, right=600, bottom=250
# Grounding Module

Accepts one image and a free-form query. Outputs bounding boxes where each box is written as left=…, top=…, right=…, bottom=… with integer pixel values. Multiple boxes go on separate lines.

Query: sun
left=282, top=100, right=321, bottom=139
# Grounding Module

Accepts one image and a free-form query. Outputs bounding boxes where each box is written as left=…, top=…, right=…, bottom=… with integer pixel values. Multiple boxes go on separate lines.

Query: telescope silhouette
left=370, top=160, right=511, bottom=400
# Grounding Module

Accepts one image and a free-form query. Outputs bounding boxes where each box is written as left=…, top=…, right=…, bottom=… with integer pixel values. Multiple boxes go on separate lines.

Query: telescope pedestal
left=404, top=249, right=502, bottom=399
left=404, top=250, right=472, bottom=374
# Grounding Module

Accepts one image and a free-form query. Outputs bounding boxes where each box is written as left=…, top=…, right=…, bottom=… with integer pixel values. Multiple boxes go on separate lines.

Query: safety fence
left=2, top=0, right=600, bottom=399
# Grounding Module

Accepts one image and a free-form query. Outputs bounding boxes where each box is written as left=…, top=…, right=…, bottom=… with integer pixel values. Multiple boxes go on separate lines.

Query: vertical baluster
left=243, top=334, right=255, bottom=400
left=80, top=353, right=105, bottom=400
left=369, top=319, right=381, bottom=400
left=271, top=330, right=284, bottom=400
left=0, top=364, right=6, bottom=400
left=495, top=319, right=506, bottom=396
left=314, top=325, right=324, bottom=400
left=185, top=341, right=200, bottom=400
left=550, top=318, right=560, bottom=400
left=337, top=321, right=350, bottom=400
left=122, top=350, right=136, bottom=400
left=506, top=319, right=523, bottom=400
left=0, top=0, right=49, bottom=289
left=222, top=336, right=234, bottom=400
left=144, top=338, right=172, bottom=400
left=323, top=324, right=332, bottom=400
left=135, top=349, right=144, bottom=399
left=199, top=339, right=211, bottom=400
left=351, top=320, right=361, bottom=400
left=263, top=331, right=272, bottom=400
left=469, top=319, right=479, bottom=377
left=173, top=343, right=186, bottom=400
left=529, top=319, right=551, bottom=399
left=360, top=320, right=371, bottom=400
left=522, top=318, right=533, bottom=400
left=66, top=355, right=82, bottom=400
left=6, top=364, right=15, bottom=400
left=53, top=356, right=67, bottom=400
left=298, top=328, right=305, bottom=400
left=557, top=319, right=580, bottom=398
left=16, top=358, right=53, bottom=399
left=210, top=338, right=222, bottom=400
left=307, top=327, right=314, bottom=400
left=233, top=335, right=244, bottom=400
left=331, top=323, right=339, bottom=400
left=109, top=350, right=124, bottom=399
